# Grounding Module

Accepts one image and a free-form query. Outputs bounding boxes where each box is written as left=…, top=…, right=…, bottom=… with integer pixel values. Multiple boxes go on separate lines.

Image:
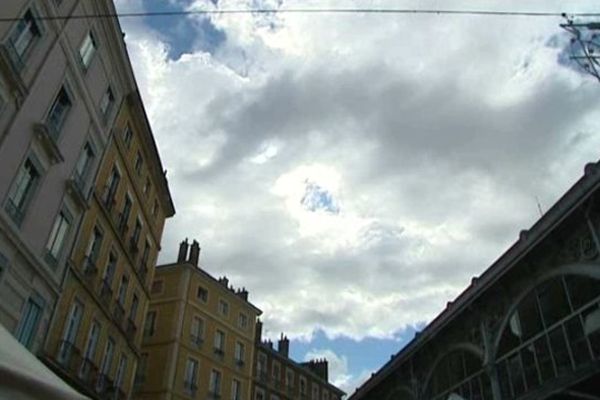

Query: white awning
left=0, top=324, right=89, bottom=400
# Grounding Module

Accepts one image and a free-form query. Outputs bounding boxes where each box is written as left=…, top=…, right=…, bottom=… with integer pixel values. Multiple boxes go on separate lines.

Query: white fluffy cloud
left=115, top=0, right=600, bottom=343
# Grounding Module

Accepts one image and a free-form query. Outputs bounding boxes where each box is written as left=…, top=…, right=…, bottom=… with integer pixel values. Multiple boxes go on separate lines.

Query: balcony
left=117, top=214, right=129, bottom=238
left=213, top=347, right=225, bottom=359
left=126, top=318, right=137, bottom=341
left=33, top=123, right=64, bottom=164
left=0, top=43, right=28, bottom=101
left=99, top=279, right=113, bottom=306
left=129, top=238, right=139, bottom=256
left=82, top=256, right=98, bottom=277
left=113, top=302, right=125, bottom=325
left=66, top=177, right=88, bottom=210
left=137, top=262, right=148, bottom=285
left=57, top=340, right=81, bottom=373
left=183, top=380, right=198, bottom=397
left=190, top=334, right=203, bottom=347
left=95, top=374, right=113, bottom=396
left=79, top=358, right=99, bottom=387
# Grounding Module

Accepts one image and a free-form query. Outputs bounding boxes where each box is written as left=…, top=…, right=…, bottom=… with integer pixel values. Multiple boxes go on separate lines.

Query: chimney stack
left=255, top=319, right=263, bottom=343
left=177, top=239, right=189, bottom=263
left=189, top=240, right=200, bottom=266
left=278, top=333, right=290, bottom=358
left=302, top=359, right=329, bottom=382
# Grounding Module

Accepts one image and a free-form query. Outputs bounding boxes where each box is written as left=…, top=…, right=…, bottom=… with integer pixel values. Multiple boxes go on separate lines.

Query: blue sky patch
left=141, top=0, right=226, bottom=60
left=301, top=181, right=340, bottom=214
left=289, top=325, right=425, bottom=385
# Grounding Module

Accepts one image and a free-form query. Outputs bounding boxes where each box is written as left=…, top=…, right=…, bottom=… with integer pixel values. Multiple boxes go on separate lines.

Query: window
left=141, top=240, right=151, bottom=267
left=0, top=251, right=8, bottom=278
left=73, top=142, right=95, bottom=190
left=103, top=167, right=120, bottom=209
left=322, top=390, right=329, bottom=400
left=58, top=300, right=83, bottom=364
left=197, top=286, right=208, bottom=302
left=286, top=369, right=294, bottom=388
left=46, top=86, right=72, bottom=138
left=5, top=157, right=41, bottom=225
left=238, top=313, right=248, bottom=329
left=134, top=151, right=143, bottom=175
left=45, top=208, right=72, bottom=265
left=99, top=86, right=114, bottom=118
left=151, top=280, right=163, bottom=294
left=119, top=195, right=132, bottom=234
left=135, top=353, right=148, bottom=385
left=232, top=379, right=241, bottom=400
left=214, top=329, right=225, bottom=354
left=300, top=376, right=307, bottom=395
left=79, top=31, right=96, bottom=69
left=255, top=388, right=266, bottom=400
left=152, top=200, right=159, bottom=217
left=117, top=275, right=128, bottom=306
left=218, top=299, right=229, bottom=317
left=131, top=218, right=142, bottom=248
left=144, top=178, right=151, bottom=195
left=103, top=252, right=117, bottom=285
left=272, top=361, right=280, bottom=380
left=209, top=369, right=222, bottom=395
left=257, top=353, right=267, bottom=376
left=191, top=316, right=204, bottom=344
left=184, top=358, right=199, bottom=394
left=123, top=125, right=133, bottom=148
left=96, top=338, right=114, bottom=391
left=80, top=320, right=100, bottom=378
left=130, top=294, right=139, bottom=321
left=312, top=383, right=319, bottom=400
left=16, top=296, right=44, bottom=349
left=114, top=354, right=127, bottom=389
left=7, top=8, right=41, bottom=67
left=144, top=310, right=156, bottom=337
left=235, top=341, right=245, bottom=364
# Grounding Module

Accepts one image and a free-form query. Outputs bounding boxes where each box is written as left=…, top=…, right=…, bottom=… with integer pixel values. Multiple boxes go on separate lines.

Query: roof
left=350, top=160, right=600, bottom=399
left=156, top=262, right=263, bottom=315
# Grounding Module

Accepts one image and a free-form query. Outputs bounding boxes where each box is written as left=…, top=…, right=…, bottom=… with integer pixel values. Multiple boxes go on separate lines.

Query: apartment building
left=0, top=0, right=131, bottom=354
left=253, top=328, right=345, bottom=400
left=135, top=240, right=262, bottom=400
left=40, top=85, right=175, bottom=399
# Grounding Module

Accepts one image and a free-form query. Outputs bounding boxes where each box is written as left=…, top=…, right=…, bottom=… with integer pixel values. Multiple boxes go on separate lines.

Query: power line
left=0, top=8, right=599, bottom=23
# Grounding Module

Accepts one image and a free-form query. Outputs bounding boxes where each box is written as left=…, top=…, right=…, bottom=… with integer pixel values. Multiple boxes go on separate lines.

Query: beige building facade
left=135, top=240, right=262, bottom=400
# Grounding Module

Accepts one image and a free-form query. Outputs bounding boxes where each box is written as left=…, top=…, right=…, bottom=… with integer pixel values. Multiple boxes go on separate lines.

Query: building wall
left=136, top=258, right=262, bottom=400
left=348, top=164, right=600, bottom=400
left=0, top=0, right=128, bottom=353
left=252, top=345, right=344, bottom=400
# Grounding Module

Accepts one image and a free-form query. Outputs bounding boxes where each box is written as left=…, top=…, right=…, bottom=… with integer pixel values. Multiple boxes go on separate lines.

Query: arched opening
left=494, top=274, right=600, bottom=399
left=424, top=349, right=492, bottom=400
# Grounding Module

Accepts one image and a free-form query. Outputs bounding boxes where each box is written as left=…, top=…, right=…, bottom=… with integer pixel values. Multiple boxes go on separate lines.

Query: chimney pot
left=189, top=240, right=201, bottom=266
left=177, top=239, right=189, bottom=263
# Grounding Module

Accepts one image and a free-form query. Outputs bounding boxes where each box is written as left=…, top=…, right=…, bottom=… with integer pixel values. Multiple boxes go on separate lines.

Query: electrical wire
left=0, top=8, right=599, bottom=23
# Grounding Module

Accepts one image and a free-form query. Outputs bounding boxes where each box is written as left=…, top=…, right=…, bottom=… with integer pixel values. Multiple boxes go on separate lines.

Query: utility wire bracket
left=560, top=14, right=600, bottom=82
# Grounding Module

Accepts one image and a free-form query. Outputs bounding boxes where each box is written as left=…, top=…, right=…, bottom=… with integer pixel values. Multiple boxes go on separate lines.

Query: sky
left=113, top=0, right=600, bottom=395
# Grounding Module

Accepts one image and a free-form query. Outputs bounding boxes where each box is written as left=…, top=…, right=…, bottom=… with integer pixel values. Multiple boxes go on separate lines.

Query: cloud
left=114, top=0, right=600, bottom=348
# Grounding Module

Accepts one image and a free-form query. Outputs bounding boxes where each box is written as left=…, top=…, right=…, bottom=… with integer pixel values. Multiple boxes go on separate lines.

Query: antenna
left=535, top=196, right=544, bottom=217
left=560, top=15, right=600, bottom=82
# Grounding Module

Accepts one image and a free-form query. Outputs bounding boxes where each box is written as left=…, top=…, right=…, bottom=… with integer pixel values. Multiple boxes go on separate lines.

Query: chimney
left=255, top=319, right=263, bottom=343
left=302, top=359, right=329, bottom=382
left=278, top=333, right=289, bottom=358
left=177, top=239, right=189, bottom=263
left=189, top=240, right=200, bottom=266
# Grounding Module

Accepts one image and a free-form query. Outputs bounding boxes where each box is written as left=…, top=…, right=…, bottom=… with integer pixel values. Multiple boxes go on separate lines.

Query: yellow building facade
left=41, top=93, right=175, bottom=399
left=135, top=240, right=262, bottom=400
